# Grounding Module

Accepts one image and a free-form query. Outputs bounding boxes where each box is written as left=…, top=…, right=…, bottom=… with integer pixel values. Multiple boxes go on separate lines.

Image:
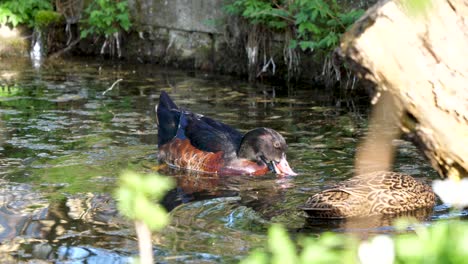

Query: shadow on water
left=0, top=57, right=466, bottom=263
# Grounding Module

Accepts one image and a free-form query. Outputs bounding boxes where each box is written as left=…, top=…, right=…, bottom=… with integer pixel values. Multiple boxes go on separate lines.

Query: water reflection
left=30, top=29, right=43, bottom=69
left=0, top=178, right=135, bottom=262
left=0, top=57, right=465, bottom=262
left=302, top=207, right=435, bottom=237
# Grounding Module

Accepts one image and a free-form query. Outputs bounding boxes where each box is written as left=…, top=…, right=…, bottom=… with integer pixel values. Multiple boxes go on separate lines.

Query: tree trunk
left=339, top=0, right=468, bottom=179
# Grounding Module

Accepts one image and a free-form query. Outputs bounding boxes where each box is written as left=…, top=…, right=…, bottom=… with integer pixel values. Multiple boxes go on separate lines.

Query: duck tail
left=159, top=90, right=178, bottom=110
left=156, top=91, right=181, bottom=147
left=155, top=91, right=178, bottom=125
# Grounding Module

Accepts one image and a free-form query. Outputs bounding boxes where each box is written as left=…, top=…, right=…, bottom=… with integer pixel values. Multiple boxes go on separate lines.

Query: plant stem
left=135, top=220, right=153, bottom=264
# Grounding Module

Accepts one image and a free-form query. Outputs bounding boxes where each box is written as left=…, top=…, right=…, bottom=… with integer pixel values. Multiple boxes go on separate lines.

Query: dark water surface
left=0, top=58, right=464, bottom=263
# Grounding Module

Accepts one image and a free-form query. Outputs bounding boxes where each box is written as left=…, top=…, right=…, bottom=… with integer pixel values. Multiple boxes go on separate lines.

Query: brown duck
left=301, top=171, right=436, bottom=218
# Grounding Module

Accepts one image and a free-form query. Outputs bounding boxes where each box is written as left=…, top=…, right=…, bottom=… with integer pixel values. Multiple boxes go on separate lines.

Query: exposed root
left=99, top=32, right=122, bottom=58
left=246, top=25, right=260, bottom=82
left=283, top=31, right=300, bottom=82
left=56, top=0, right=84, bottom=45
left=257, top=56, right=276, bottom=77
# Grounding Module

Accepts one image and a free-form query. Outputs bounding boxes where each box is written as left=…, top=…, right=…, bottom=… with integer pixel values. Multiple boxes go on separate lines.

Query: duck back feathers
left=302, top=171, right=436, bottom=218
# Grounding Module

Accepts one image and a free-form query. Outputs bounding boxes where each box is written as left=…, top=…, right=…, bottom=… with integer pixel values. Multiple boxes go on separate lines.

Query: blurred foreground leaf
left=116, top=170, right=174, bottom=231
left=242, top=220, right=468, bottom=264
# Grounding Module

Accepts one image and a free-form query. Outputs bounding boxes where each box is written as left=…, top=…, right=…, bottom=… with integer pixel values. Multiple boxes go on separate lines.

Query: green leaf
left=116, top=170, right=174, bottom=231
left=116, top=188, right=135, bottom=218
left=134, top=194, right=169, bottom=231
left=270, top=8, right=289, bottom=18
left=268, top=20, right=287, bottom=29
left=117, top=1, right=128, bottom=11
left=339, top=9, right=364, bottom=26
left=299, top=41, right=316, bottom=51
left=295, top=12, right=308, bottom=24
left=224, top=4, right=240, bottom=15
left=239, top=249, right=268, bottom=264
left=80, top=0, right=133, bottom=38
left=116, top=14, right=131, bottom=30
left=268, top=225, right=298, bottom=264
left=298, top=21, right=321, bottom=34
left=288, top=39, right=298, bottom=49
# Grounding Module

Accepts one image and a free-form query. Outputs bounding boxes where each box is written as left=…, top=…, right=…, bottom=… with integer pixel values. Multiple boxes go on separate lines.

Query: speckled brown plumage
left=301, top=171, right=436, bottom=218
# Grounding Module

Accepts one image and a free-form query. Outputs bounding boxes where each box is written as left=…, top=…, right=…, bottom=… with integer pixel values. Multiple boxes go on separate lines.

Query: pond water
left=0, top=58, right=465, bottom=263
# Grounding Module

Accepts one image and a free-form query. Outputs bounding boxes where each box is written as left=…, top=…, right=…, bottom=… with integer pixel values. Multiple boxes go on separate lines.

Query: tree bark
left=339, top=0, right=468, bottom=179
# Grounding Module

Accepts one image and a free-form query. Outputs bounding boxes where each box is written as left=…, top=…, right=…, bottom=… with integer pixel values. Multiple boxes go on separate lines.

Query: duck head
left=238, top=128, right=297, bottom=176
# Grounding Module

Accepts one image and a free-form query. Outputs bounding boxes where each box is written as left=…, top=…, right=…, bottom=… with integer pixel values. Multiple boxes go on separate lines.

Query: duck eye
left=273, top=141, right=281, bottom=148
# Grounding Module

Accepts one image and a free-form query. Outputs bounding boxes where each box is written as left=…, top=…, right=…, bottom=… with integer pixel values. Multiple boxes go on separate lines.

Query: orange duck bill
left=268, top=156, right=297, bottom=176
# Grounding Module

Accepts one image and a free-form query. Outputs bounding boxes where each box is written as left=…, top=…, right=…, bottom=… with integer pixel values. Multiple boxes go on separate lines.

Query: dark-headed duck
left=156, top=91, right=296, bottom=176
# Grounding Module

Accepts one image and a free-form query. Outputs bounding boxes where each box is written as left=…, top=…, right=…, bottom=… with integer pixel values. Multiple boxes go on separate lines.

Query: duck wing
left=184, top=114, right=243, bottom=158
left=300, top=174, right=377, bottom=218
left=301, top=186, right=368, bottom=218
left=156, top=91, right=243, bottom=156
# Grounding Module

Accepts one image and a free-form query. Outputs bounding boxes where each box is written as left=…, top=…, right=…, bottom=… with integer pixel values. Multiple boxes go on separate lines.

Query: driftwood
left=48, top=38, right=80, bottom=59
left=339, top=0, right=468, bottom=179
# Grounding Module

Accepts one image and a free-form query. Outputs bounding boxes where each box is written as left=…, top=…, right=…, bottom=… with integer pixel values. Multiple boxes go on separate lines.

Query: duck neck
left=237, top=138, right=257, bottom=161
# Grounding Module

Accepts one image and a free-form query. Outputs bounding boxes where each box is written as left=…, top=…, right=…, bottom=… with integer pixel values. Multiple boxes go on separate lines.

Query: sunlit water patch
left=0, top=58, right=465, bottom=262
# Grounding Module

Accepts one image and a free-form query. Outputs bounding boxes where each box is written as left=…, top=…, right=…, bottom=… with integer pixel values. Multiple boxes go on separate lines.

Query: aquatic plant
left=80, top=0, right=132, bottom=57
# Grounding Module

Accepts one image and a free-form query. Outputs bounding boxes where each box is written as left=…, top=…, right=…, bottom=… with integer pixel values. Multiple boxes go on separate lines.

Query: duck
left=301, top=171, right=436, bottom=218
left=156, top=91, right=296, bottom=176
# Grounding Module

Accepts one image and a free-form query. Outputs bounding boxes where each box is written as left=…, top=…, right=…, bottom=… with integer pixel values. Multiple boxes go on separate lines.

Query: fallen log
left=339, top=0, right=468, bottom=179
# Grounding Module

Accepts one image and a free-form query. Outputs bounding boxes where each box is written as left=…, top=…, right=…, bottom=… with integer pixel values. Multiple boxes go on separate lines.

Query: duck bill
left=272, top=157, right=297, bottom=176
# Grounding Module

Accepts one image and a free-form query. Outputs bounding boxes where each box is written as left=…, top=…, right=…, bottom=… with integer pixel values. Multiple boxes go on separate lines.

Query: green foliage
left=0, top=85, right=20, bottom=97
left=34, top=10, right=62, bottom=28
left=0, top=0, right=53, bottom=27
left=224, top=0, right=364, bottom=52
left=116, top=171, right=174, bottom=231
left=268, top=225, right=299, bottom=264
left=241, top=224, right=357, bottom=264
left=394, top=220, right=468, bottom=263
left=80, top=0, right=132, bottom=38
left=243, top=221, right=468, bottom=264
left=225, top=0, right=288, bottom=29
